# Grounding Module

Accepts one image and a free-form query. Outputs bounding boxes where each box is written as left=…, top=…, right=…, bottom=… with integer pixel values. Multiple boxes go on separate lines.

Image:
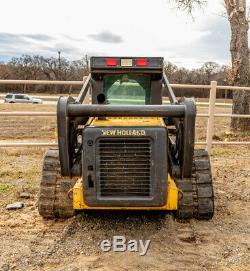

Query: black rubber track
left=176, top=149, right=214, bottom=220
left=38, top=149, right=77, bottom=219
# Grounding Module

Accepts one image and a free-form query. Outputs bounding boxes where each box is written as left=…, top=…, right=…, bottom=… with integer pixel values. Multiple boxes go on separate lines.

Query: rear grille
left=97, top=138, right=152, bottom=197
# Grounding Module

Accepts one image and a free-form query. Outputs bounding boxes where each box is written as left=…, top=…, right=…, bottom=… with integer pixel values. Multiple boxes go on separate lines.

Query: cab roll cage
left=57, top=71, right=196, bottom=181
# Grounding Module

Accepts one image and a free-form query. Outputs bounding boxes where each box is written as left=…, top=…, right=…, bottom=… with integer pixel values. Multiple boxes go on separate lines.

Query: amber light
left=106, top=58, right=117, bottom=66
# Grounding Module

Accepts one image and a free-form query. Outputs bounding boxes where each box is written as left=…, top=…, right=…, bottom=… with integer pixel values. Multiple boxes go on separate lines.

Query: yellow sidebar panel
left=73, top=178, right=85, bottom=210
left=166, top=175, right=178, bottom=210
left=73, top=175, right=178, bottom=211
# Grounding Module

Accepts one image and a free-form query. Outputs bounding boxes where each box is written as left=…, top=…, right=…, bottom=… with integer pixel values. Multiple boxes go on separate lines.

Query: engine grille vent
left=97, top=138, right=152, bottom=197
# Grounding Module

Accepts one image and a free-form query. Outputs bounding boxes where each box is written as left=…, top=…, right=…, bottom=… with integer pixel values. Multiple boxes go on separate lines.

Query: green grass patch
left=0, top=183, right=12, bottom=193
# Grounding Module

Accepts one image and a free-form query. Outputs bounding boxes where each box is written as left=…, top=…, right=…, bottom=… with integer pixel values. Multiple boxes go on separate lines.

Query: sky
left=0, top=0, right=240, bottom=68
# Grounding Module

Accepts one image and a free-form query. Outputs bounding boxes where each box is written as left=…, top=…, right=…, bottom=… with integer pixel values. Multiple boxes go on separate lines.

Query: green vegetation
left=0, top=183, right=12, bottom=193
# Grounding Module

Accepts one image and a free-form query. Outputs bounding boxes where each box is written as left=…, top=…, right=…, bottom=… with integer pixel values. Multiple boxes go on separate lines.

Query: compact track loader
left=38, top=57, right=214, bottom=220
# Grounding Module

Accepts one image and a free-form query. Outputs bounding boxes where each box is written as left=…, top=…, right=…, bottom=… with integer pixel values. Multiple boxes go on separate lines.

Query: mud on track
left=0, top=147, right=249, bottom=271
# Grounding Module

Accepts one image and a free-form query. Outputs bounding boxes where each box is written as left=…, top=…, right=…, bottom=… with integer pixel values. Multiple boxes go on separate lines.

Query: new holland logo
left=101, top=129, right=146, bottom=136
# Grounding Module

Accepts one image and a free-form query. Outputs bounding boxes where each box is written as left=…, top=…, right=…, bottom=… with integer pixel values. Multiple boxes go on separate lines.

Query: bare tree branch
left=170, top=0, right=207, bottom=14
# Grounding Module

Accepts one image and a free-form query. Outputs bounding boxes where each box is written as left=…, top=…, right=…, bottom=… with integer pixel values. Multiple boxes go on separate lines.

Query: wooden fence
left=0, top=80, right=250, bottom=154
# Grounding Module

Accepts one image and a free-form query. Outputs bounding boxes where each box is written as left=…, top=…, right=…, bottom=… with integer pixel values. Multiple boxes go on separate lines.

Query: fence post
left=206, top=81, right=217, bottom=155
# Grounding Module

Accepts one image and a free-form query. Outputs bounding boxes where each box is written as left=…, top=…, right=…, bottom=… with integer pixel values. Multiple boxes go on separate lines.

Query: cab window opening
left=103, top=74, right=151, bottom=105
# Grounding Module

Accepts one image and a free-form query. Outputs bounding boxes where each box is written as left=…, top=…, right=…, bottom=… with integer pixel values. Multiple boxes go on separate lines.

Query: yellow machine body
left=88, top=116, right=165, bottom=127
left=73, top=117, right=179, bottom=211
left=73, top=174, right=178, bottom=211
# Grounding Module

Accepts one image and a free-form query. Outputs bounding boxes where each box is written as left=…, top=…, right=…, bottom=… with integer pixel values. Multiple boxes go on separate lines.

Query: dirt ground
left=0, top=103, right=249, bottom=271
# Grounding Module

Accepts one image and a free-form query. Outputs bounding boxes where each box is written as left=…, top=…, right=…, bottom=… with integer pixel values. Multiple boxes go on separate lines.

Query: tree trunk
left=225, top=0, right=250, bottom=130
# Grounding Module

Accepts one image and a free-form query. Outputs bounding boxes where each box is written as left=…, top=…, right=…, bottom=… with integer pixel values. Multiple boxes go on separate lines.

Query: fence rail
left=1, top=79, right=250, bottom=91
left=0, top=142, right=58, bottom=147
left=0, top=80, right=250, bottom=153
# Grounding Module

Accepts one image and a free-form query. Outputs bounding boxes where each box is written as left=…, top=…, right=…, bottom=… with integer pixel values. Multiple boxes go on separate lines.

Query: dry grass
left=196, top=106, right=250, bottom=142
left=0, top=104, right=56, bottom=140
left=0, top=147, right=44, bottom=207
left=0, top=101, right=249, bottom=207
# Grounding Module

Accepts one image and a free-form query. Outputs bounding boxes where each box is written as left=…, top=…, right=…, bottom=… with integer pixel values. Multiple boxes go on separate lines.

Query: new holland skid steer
left=38, top=57, right=214, bottom=220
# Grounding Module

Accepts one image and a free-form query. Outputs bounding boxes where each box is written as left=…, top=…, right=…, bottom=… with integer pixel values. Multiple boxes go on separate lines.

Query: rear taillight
left=135, top=58, right=148, bottom=66
left=106, top=58, right=117, bottom=66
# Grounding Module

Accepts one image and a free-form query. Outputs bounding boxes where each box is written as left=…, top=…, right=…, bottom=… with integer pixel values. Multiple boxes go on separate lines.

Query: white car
left=4, top=94, right=43, bottom=104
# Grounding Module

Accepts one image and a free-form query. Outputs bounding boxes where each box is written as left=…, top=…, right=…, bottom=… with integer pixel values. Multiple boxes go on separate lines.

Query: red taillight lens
left=135, top=58, right=148, bottom=66
left=106, top=58, right=117, bottom=66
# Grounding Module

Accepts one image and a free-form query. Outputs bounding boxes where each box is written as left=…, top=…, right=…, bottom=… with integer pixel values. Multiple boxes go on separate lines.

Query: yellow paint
left=72, top=175, right=178, bottom=211
left=166, top=175, right=179, bottom=210
left=89, top=117, right=165, bottom=127
left=72, top=178, right=85, bottom=209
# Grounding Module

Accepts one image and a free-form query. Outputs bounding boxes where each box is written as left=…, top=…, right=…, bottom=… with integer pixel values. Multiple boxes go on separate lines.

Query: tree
left=172, top=0, right=250, bottom=130
left=0, top=63, right=11, bottom=79
left=172, top=0, right=205, bottom=13
left=224, top=0, right=250, bottom=130
left=201, top=62, right=220, bottom=81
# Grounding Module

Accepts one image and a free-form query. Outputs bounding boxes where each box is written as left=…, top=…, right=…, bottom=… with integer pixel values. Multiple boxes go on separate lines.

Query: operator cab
left=90, top=57, right=164, bottom=105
